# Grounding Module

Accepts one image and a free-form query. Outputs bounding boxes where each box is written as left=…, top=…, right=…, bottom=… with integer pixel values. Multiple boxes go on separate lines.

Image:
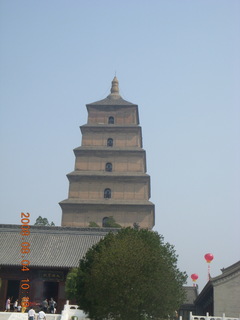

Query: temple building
left=0, top=224, right=111, bottom=312
left=194, top=260, right=240, bottom=317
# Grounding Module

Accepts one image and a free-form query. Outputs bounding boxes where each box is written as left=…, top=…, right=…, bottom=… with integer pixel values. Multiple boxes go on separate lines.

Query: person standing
left=42, top=299, right=48, bottom=313
left=5, top=297, right=11, bottom=312
left=37, top=310, right=46, bottom=320
left=28, top=307, right=36, bottom=320
left=13, top=299, right=18, bottom=312
left=49, top=298, right=56, bottom=314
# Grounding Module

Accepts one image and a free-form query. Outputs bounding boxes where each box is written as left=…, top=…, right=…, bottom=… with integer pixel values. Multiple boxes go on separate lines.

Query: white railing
left=60, top=301, right=88, bottom=320
left=0, top=301, right=88, bottom=320
left=189, top=312, right=240, bottom=320
left=0, top=312, right=61, bottom=320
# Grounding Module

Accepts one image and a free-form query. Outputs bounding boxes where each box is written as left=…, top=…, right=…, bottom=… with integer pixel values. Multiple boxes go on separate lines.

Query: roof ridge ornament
left=107, top=76, right=121, bottom=100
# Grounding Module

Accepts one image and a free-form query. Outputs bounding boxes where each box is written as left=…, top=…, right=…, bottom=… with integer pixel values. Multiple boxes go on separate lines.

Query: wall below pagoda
left=61, top=204, right=154, bottom=228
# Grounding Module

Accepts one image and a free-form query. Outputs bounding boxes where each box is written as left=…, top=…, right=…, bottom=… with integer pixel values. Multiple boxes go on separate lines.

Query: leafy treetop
left=34, top=216, right=55, bottom=226
left=66, top=227, right=187, bottom=320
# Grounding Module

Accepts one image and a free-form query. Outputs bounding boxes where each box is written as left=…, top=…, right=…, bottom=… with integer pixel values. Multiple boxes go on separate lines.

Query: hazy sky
left=0, top=0, right=239, bottom=291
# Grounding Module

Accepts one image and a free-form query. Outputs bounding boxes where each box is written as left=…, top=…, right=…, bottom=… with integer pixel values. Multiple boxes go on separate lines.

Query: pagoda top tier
left=87, top=76, right=136, bottom=106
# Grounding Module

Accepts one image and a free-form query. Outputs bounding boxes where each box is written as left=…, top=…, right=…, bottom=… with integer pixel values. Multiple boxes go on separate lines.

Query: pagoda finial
left=107, top=76, right=121, bottom=100
left=110, top=76, right=119, bottom=94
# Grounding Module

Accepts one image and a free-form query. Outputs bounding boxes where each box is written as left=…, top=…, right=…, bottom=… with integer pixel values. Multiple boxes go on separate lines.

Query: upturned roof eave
left=86, top=97, right=137, bottom=107
left=73, top=146, right=145, bottom=152
left=66, top=171, right=150, bottom=177
left=59, top=199, right=155, bottom=206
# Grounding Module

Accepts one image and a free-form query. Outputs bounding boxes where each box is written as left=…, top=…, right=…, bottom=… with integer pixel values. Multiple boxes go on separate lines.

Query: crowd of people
left=5, top=297, right=21, bottom=312
left=41, top=298, right=57, bottom=314
left=5, top=297, right=57, bottom=318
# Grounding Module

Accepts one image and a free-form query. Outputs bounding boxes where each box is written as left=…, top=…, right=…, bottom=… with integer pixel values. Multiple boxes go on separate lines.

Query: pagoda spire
left=111, top=76, right=119, bottom=94
left=107, top=76, right=121, bottom=99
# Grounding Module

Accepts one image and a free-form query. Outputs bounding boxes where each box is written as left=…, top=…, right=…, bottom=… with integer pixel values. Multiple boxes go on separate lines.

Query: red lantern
left=191, top=273, right=199, bottom=282
left=204, top=253, right=214, bottom=263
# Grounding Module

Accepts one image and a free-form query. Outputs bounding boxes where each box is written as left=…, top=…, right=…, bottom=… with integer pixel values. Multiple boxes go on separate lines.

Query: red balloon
left=204, top=253, right=214, bottom=263
left=191, top=273, right=199, bottom=282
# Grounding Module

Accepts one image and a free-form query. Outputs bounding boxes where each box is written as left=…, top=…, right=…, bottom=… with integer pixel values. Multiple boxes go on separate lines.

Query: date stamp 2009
left=20, top=212, right=31, bottom=309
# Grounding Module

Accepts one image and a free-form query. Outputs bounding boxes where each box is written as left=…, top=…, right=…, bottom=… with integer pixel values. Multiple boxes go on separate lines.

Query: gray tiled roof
left=182, top=286, right=198, bottom=304
left=212, top=260, right=240, bottom=283
left=194, top=260, right=240, bottom=305
left=0, top=224, right=115, bottom=268
left=87, top=96, right=136, bottom=106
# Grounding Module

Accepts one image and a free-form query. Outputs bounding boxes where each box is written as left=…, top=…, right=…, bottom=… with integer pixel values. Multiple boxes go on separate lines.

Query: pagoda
left=60, top=77, right=155, bottom=229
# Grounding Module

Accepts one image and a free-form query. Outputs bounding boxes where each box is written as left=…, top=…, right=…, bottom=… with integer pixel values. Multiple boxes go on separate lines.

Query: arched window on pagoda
left=105, top=162, right=112, bottom=172
left=108, top=116, right=114, bottom=124
left=107, top=138, right=113, bottom=147
left=102, top=217, right=110, bottom=227
left=104, top=188, right=111, bottom=199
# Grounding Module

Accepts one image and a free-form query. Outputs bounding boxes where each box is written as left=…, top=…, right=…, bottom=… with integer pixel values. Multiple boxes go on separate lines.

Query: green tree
left=34, top=216, right=55, bottom=226
left=65, top=268, right=78, bottom=300
left=89, top=221, right=100, bottom=227
left=104, top=216, right=121, bottom=228
left=67, top=227, right=187, bottom=320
